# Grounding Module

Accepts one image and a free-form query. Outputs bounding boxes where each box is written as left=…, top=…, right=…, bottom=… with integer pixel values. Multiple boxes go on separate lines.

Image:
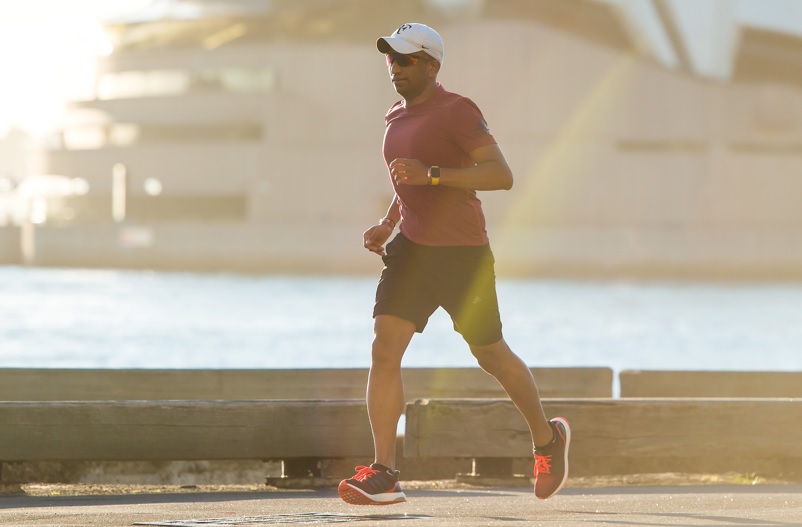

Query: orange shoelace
left=352, top=465, right=380, bottom=481
left=534, top=454, right=552, bottom=475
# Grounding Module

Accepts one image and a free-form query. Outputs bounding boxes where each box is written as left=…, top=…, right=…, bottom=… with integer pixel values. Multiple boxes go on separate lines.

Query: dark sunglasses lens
left=386, top=54, right=415, bottom=67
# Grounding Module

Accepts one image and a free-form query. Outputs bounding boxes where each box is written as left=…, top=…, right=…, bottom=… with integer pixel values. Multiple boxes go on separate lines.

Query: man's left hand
left=389, top=158, right=430, bottom=186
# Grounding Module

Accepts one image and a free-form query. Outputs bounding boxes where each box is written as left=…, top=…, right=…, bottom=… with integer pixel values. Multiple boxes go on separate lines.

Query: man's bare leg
left=368, top=315, right=415, bottom=469
left=469, top=338, right=553, bottom=446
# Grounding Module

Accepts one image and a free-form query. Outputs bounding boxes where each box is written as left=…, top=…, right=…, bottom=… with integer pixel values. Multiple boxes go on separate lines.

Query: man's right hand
left=363, top=222, right=393, bottom=256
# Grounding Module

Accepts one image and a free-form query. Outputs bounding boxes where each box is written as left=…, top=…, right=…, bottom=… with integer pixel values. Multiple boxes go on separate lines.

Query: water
left=1, top=266, right=801, bottom=376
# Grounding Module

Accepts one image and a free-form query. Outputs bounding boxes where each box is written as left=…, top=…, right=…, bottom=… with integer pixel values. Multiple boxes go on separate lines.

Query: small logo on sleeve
left=476, top=119, right=491, bottom=136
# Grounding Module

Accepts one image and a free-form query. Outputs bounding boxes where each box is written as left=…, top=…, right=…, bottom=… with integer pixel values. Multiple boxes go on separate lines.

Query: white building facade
left=12, top=0, right=802, bottom=278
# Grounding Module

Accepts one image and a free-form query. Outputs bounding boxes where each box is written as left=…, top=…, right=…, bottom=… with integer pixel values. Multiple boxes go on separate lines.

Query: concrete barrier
left=0, top=368, right=611, bottom=487
left=7, top=394, right=800, bottom=486
left=404, top=398, right=802, bottom=479
left=0, top=400, right=373, bottom=461
left=0, top=400, right=372, bottom=486
left=0, top=367, right=613, bottom=401
left=619, top=370, right=802, bottom=398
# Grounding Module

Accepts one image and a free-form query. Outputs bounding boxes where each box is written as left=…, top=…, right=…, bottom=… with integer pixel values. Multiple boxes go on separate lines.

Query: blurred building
left=13, top=0, right=802, bottom=278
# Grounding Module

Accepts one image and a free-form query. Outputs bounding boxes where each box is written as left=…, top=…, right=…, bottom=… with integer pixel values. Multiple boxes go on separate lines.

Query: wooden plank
left=0, top=367, right=612, bottom=401
left=406, top=367, right=612, bottom=399
left=619, top=370, right=802, bottom=398
left=0, top=400, right=372, bottom=462
left=0, top=369, right=370, bottom=401
left=404, top=398, right=802, bottom=477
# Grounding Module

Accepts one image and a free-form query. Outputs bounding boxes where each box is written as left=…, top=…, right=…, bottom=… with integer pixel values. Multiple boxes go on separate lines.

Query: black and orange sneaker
left=534, top=417, right=571, bottom=499
left=338, top=464, right=407, bottom=505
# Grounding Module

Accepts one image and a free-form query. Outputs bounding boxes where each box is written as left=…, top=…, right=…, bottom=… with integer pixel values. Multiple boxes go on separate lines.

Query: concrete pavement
left=2, top=484, right=802, bottom=526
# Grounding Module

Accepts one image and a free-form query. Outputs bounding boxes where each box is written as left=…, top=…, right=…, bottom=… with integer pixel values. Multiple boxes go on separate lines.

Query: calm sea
left=1, top=266, right=801, bottom=377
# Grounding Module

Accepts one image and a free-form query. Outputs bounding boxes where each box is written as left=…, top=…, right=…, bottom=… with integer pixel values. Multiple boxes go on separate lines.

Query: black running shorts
left=373, top=233, right=503, bottom=346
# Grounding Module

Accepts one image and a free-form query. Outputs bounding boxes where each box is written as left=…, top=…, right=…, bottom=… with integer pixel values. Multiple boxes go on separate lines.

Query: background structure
left=1, top=0, right=801, bottom=279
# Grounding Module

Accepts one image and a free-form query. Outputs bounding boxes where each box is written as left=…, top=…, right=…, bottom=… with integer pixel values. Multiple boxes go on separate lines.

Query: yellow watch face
left=429, top=166, right=440, bottom=185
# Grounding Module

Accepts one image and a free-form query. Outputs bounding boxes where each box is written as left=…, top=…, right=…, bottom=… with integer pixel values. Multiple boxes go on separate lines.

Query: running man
left=338, top=23, right=570, bottom=505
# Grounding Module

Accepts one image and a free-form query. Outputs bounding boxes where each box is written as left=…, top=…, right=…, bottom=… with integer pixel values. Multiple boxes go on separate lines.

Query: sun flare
left=0, top=1, right=144, bottom=137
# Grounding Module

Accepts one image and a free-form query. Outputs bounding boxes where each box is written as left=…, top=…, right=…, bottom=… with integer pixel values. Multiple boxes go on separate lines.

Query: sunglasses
left=385, top=53, right=428, bottom=67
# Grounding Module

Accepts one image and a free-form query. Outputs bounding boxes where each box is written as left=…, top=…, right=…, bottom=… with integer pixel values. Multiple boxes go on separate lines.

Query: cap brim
left=377, top=36, right=420, bottom=55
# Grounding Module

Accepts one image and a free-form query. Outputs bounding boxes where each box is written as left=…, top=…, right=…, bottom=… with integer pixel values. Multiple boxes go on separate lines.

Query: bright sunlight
left=0, top=1, right=148, bottom=137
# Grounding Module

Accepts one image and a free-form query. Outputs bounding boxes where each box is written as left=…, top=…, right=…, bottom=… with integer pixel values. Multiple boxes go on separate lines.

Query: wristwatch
left=428, top=166, right=440, bottom=186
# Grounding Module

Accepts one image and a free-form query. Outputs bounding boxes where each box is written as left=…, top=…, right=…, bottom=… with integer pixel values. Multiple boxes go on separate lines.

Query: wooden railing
left=3, top=368, right=801, bottom=486
left=0, top=367, right=613, bottom=401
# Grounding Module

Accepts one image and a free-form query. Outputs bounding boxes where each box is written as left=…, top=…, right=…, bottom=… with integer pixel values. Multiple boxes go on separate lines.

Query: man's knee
left=469, top=338, right=511, bottom=371
left=372, top=315, right=415, bottom=364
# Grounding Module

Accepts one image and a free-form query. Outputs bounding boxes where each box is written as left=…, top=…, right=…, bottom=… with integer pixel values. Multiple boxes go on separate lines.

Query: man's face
left=386, top=52, right=436, bottom=99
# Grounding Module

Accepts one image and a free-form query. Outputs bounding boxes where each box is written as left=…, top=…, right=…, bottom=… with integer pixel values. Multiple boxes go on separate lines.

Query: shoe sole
left=338, top=480, right=407, bottom=505
left=536, top=416, right=571, bottom=500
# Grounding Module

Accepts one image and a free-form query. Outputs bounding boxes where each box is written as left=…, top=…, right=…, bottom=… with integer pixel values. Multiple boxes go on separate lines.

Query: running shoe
left=533, top=417, right=571, bottom=499
left=338, top=463, right=407, bottom=505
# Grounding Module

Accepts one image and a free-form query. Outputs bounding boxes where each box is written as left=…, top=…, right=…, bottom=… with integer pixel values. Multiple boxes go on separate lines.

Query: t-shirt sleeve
left=449, top=98, right=497, bottom=154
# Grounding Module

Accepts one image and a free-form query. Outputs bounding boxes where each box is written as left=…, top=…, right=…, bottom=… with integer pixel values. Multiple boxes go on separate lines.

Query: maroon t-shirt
left=383, top=84, right=497, bottom=247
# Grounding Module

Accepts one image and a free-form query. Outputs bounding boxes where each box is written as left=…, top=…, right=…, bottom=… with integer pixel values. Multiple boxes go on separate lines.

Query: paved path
left=2, top=485, right=801, bottom=526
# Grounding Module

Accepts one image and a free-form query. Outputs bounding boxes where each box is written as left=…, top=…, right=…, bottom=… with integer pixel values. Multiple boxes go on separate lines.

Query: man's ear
left=428, top=60, right=441, bottom=77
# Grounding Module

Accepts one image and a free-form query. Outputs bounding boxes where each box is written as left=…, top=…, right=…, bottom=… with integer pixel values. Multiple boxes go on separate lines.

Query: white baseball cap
left=377, top=23, right=444, bottom=63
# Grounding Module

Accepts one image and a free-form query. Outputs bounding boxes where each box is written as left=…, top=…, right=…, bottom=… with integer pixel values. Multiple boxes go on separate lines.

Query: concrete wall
left=21, top=222, right=802, bottom=279
left=0, top=227, right=21, bottom=264
left=26, top=222, right=372, bottom=274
